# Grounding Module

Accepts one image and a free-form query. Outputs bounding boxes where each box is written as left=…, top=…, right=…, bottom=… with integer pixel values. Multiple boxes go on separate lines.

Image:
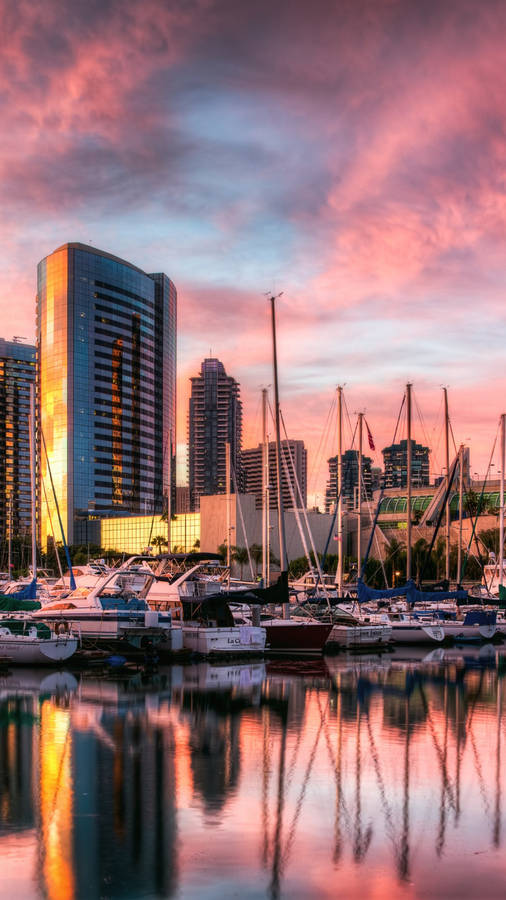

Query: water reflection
left=1, top=649, right=506, bottom=898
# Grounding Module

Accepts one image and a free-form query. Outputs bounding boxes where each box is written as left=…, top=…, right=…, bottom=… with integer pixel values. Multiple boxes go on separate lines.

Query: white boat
left=145, top=559, right=266, bottom=656
left=0, top=620, right=77, bottom=664
left=327, top=622, right=392, bottom=649
left=383, top=614, right=445, bottom=644
left=441, top=610, right=497, bottom=642
left=180, top=622, right=266, bottom=656
left=34, top=565, right=182, bottom=650
left=482, top=559, right=506, bottom=597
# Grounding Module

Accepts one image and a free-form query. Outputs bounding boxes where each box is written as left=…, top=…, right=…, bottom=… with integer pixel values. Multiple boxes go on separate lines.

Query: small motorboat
left=0, top=619, right=78, bottom=664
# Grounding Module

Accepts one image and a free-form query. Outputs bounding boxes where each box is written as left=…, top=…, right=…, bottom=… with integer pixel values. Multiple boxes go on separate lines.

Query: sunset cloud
left=2, top=0, right=506, bottom=494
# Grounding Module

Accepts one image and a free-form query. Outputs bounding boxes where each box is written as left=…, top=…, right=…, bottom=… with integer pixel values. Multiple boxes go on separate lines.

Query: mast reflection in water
left=1, top=649, right=506, bottom=898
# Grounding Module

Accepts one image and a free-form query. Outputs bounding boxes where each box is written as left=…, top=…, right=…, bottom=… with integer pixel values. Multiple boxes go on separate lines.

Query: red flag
left=365, top=420, right=375, bottom=451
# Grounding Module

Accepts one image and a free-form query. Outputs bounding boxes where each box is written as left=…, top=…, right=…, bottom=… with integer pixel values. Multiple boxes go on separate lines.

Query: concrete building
left=37, top=243, right=176, bottom=547
left=325, top=449, right=372, bottom=513
left=199, top=493, right=335, bottom=571
left=188, top=358, right=242, bottom=511
left=382, top=438, right=430, bottom=488
left=0, top=338, right=36, bottom=547
left=241, top=439, right=307, bottom=510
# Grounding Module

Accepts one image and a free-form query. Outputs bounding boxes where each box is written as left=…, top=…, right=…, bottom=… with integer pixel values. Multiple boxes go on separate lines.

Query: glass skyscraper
left=37, top=243, right=176, bottom=547
left=0, top=338, right=36, bottom=546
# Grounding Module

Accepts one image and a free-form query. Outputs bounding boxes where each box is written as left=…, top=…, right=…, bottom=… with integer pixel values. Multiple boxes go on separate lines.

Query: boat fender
left=57, top=622, right=69, bottom=635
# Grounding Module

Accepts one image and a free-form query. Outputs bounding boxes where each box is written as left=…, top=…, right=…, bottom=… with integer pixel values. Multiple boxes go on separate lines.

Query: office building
left=188, top=358, right=242, bottom=511
left=0, top=338, right=36, bottom=545
left=325, top=449, right=372, bottom=512
left=241, top=440, right=307, bottom=509
left=382, top=438, right=430, bottom=489
left=37, top=243, right=176, bottom=547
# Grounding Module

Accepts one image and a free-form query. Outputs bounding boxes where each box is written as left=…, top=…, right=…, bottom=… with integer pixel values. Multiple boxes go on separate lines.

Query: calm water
left=1, top=647, right=506, bottom=899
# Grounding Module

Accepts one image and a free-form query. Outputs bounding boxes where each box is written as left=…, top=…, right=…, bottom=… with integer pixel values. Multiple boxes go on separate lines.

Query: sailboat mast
left=167, top=429, right=172, bottom=553
left=29, top=383, right=37, bottom=580
left=337, top=386, right=343, bottom=595
left=7, top=496, right=12, bottom=578
left=270, top=296, right=288, bottom=572
left=406, top=383, right=412, bottom=581
left=500, top=414, right=505, bottom=587
left=262, top=388, right=268, bottom=585
left=357, top=412, right=363, bottom=574
left=457, top=444, right=464, bottom=583
left=444, top=388, right=451, bottom=582
left=226, top=440, right=231, bottom=574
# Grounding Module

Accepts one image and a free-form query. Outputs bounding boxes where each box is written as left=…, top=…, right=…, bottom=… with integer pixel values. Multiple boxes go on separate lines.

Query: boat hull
left=443, top=623, right=497, bottom=641
left=389, top=624, right=445, bottom=644
left=0, top=635, right=78, bottom=664
left=263, top=622, right=333, bottom=654
left=182, top=625, right=266, bottom=656
left=327, top=624, right=392, bottom=648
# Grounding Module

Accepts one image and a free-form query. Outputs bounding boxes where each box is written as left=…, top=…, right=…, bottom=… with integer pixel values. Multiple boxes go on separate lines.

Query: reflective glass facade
left=100, top=513, right=200, bottom=555
left=37, top=244, right=176, bottom=547
left=0, top=339, right=36, bottom=542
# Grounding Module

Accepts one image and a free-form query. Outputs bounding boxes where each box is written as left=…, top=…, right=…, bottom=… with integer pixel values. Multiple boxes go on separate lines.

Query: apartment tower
left=241, top=440, right=307, bottom=510
left=0, top=338, right=36, bottom=548
left=188, top=358, right=242, bottom=511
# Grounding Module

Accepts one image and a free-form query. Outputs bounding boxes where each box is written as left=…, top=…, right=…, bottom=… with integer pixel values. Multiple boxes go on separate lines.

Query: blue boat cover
left=357, top=578, right=416, bottom=602
left=11, top=578, right=38, bottom=600
left=357, top=577, right=468, bottom=605
left=463, top=610, right=496, bottom=626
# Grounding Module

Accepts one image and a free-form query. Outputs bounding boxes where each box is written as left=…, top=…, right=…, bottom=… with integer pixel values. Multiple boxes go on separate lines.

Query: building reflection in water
left=0, top=650, right=506, bottom=898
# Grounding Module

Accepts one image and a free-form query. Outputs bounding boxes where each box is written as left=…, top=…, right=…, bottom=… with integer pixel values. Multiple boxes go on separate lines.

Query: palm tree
left=412, top=537, right=429, bottom=583
left=250, top=543, right=263, bottom=575
left=152, top=534, right=168, bottom=554
left=432, top=537, right=446, bottom=580
left=232, top=546, right=249, bottom=579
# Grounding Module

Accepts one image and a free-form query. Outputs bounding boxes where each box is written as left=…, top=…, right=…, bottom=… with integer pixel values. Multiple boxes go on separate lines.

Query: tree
left=250, top=543, right=263, bottom=574
left=152, top=535, right=168, bottom=554
left=232, top=546, right=249, bottom=579
left=217, top=542, right=228, bottom=562
left=432, top=537, right=446, bottom=580
left=412, top=537, right=429, bottom=582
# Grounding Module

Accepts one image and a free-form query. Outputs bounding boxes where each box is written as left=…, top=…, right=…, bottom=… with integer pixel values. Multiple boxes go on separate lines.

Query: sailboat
left=247, top=296, right=332, bottom=654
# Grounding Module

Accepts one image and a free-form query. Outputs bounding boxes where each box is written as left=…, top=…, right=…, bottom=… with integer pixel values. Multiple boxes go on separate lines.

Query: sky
left=2, top=0, right=506, bottom=502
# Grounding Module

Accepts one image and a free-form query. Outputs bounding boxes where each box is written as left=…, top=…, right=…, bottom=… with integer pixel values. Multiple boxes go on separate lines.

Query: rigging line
left=41, top=474, right=64, bottom=581
left=40, top=426, right=75, bottom=584
left=308, top=392, right=336, bottom=499
left=461, top=422, right=499, bottom=580
left=280, top=408, right=329, bottom=596
left=412, top=389, right=431, bottom=457
left=232, top=463, right=255, bottom=581
left=449, top=419, right=459, bottom=458
left=279, top=434, right=319, bottom=585
left=343, top=392, right=356, bottom=449
left=149, top=427, right=170, bottom=548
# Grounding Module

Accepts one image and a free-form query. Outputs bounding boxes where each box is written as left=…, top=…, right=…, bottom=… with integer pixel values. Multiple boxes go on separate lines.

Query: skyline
left=2, top=0, right=506, bottom=500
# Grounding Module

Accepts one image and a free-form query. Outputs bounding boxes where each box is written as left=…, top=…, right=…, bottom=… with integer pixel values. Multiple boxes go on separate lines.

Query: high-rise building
left=37, top=243, right=176, bottom=547
left=325, top=449, right=372, bottom=512
left=188, top=358, right=242, bottom=511
left=0, top=338, right=36, bottom=546
left=241, top=440, right=307, bottom=510
left=382, top=438, right=430, bottom=488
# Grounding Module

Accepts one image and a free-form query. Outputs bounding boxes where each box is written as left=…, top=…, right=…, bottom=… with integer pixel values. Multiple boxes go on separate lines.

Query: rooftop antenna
left=13, top=336, right=27, bottom=343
